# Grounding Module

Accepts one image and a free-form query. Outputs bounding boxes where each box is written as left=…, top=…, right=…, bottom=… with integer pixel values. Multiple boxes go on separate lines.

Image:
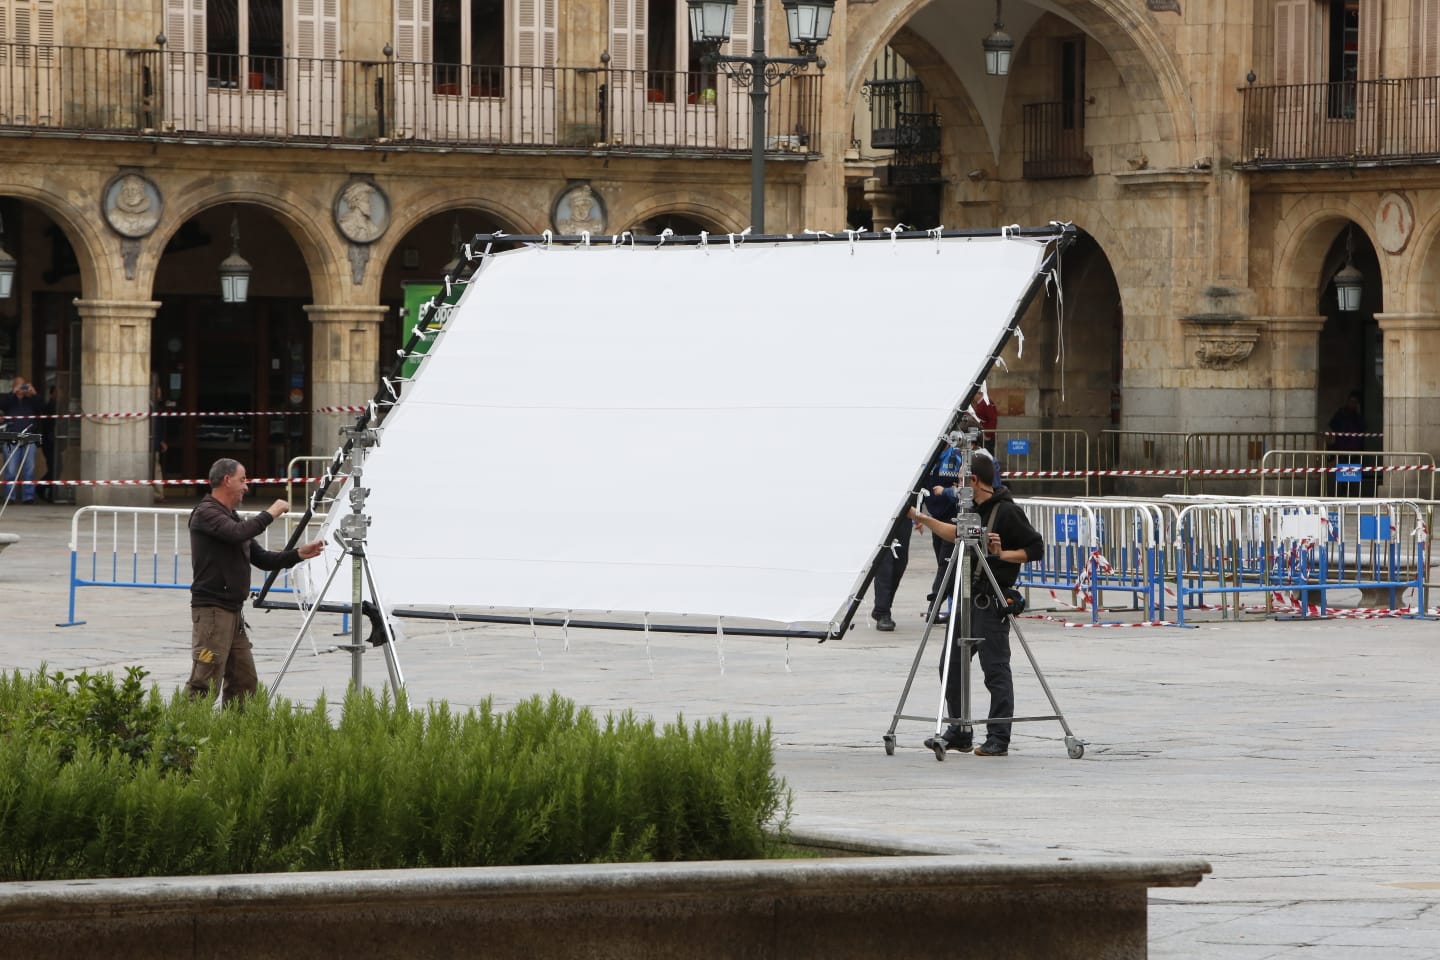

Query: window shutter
left=295, top=0, right=317, bottom=59
left=395, top=0, right=431, bottom=62
left=164, top=0, right=204, bottom=53
left=609, top=0, right=645, bottom=71
left=724, top=0, right=750, bottom=58
left=1358, top=0, right=1380, bottom=80
left=1274, top=0, right=1313, bottom=85
left=1414, top=0, right=1440, bottom=75
left=515, top=0, right=553, bottom=67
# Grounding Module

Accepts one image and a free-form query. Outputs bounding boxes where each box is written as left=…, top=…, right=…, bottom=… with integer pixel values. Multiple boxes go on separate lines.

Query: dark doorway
left=152, top=296, right=311, bottom=487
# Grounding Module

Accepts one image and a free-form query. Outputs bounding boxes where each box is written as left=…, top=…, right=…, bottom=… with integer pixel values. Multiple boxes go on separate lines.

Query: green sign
left=401, top=282, right=444, bottom=379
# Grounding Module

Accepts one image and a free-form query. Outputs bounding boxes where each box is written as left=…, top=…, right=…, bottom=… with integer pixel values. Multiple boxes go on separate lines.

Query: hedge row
left=0, top=667, right=791, bottom=881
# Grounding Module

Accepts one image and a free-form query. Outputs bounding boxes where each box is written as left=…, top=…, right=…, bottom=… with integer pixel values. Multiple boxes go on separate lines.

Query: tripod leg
left=976, top=559, right=1085, bottom=758
left=271, top=549, right=347, bottom=695
left=360, top=552, right=406, bottom=696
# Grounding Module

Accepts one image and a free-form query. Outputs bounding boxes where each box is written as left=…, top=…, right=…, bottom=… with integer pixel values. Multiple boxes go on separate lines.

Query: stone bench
left=0, top=853, right=1209, bottom=959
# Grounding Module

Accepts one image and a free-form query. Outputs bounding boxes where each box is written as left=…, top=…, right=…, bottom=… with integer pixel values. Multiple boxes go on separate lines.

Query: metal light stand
left=0, top=429, right=41, bottom=509
left=882, top=428, right=1085, bottom=760
left=699, top=0, right=823, bottom=234
left=271, top=425, right=404, bottom=697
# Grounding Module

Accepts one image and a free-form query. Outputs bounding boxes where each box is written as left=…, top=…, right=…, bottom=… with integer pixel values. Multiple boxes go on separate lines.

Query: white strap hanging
left=657, top=227, right=673, bottom=247
left=578, top=230, right=591, bottom=247
left=716, top=619, right=726, bottom=676
left=562, top=614, right=571, bottom=652
left=541, top=229, right=553, bottom=247
left=529, top=610, right=543, bottom=669
left=843, top=228, right=862, bottom=254
left=643, top=612, right=654, bottom=677
left=927, top=225, right=944, bottom=253
left=698, top=230, right=709, bottom=251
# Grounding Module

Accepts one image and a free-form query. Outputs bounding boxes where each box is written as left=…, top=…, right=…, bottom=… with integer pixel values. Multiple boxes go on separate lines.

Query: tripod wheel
left=1066, top=738, right=1085, bottom=759
left=922, top=736, right=947, bottom=761
left=882, top=734, right=896, bottom=756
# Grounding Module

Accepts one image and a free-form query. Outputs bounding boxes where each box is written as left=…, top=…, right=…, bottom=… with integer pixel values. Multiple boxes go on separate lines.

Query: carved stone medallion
left=334, top=179, right=390, bottom=244
left=102, top=173, right=163, bottom=238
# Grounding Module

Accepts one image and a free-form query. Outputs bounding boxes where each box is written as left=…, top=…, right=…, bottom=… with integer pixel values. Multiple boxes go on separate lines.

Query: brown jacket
left=189, top=494, right=300, bottom=610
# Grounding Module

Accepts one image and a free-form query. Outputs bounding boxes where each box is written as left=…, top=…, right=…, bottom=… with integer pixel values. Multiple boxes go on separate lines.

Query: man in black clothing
left=909, top=451, right=1043, bottom=756
left=869, top=514, right=911, bottom=631
left=189, top=458, right=323, bottom=705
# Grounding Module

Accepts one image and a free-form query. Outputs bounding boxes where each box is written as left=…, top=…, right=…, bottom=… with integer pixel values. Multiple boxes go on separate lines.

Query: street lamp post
left=687, top=0, right=834, bottom=234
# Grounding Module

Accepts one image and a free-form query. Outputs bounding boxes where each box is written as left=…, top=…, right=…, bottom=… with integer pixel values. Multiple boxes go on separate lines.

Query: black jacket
left=974, top=488, right=1043, bottom=593
left=189, top=495, right=300, bottom=610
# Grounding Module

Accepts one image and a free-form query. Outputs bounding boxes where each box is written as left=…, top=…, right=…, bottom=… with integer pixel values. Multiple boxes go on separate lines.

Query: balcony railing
left=1240, top=76, right=1440, bottom=166
left=0, top=42, right=823, bottom=156
left=1022, top=101, right=1092, bottom=179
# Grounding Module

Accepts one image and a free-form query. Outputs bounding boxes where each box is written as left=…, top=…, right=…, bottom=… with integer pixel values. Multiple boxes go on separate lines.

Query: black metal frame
left=255, top=224, right=1077, bottom=645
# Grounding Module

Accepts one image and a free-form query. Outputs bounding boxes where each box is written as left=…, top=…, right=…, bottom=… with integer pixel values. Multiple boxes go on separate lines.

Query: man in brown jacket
left=189, top=457, right=323, bottom=705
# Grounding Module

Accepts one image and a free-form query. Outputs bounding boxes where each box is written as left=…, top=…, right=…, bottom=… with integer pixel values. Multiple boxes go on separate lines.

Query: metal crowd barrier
left=1006, top=495, right=1430, bottom=625
left=286, top=456, right=337, bottom=517
left=992, top=429, right=1091, bottom=496
left=1169, top=498, right=1430, bottom=625
left=1259, top=449, right=1437, bottom=501
left=1012, top=498, right=1168, bottom=623
left=60, top=506, right=323, bottom=627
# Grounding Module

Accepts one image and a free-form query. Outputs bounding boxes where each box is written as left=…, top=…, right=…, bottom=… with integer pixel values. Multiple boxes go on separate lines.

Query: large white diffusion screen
left=303, top=235, right=1047, bottom=628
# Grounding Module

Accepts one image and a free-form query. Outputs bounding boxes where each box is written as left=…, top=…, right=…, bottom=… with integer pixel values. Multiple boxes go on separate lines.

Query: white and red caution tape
left=26, top=477, right=322, bottom=487
left=3, top=405, right=368, bottom=421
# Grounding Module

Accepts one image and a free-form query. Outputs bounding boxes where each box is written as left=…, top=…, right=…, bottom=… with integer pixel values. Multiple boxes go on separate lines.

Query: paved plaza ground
left=1, top=499, right=1437, bottom=958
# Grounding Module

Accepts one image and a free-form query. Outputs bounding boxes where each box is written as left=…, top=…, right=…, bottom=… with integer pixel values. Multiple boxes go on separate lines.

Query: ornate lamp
left=983, top=0, right=1014, bottom=77
left=780, top=0, right=835, bottom=53
left=687, top=0, right=737, bottom=46
left=218, top=214, right=253, bottom=304
left=0, top=211, right=16, bottom=300
left=1334, top=227, right=1363, bottom=313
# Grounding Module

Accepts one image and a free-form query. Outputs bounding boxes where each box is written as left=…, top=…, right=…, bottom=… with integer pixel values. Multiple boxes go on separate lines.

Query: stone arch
left=1269, top=203, right=1383, bottom=318
left=0, top=181, right=112, bottom=298
left=623, top=194, right=747, bottom=235
left=844, top=0, right=1197, bottom=155
left=1397, top=203, right=1440, bottom=315
left=378, top=190, right=536, bottom=282
left=155, top=181, right=340, bottom=304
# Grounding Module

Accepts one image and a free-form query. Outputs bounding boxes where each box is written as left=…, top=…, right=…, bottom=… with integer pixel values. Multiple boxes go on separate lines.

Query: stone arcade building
left=0, top=0, right=1436, bottom=501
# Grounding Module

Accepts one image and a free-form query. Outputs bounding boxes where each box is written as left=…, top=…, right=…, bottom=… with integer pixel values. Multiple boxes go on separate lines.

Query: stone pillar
left=1264, top=315, right=1326, bottom=432
left=73, top=299, right=161, bottom=507
left=305, top=305, right=388, bottom=457
left=863, top=177, right=900, bottom=231
left=1374, top=313, right=1440, bottom=457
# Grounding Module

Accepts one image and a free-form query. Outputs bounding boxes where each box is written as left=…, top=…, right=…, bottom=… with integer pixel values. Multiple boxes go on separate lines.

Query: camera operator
left=0, top=375, right=44, bottom=504
left=908, top=450, right=1042, bottom=756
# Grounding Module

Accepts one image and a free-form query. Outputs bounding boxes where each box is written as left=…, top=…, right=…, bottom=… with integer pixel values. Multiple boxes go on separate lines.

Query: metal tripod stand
left=881, top=439, right=1083, bottom=761
left=272, top=426, right=404, bottom=696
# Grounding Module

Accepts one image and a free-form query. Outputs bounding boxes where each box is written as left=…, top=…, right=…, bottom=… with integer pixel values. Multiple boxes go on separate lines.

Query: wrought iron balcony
left=1022, top=101, right=1092, bottom=180
left=0, top=42, right=823, bottom=156
left=1239, top=76, right=1440, bottom=167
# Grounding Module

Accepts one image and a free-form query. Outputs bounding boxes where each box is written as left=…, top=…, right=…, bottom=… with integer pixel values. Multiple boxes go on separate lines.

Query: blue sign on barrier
left=1358, top=515, right=1393, bottom=541
left=1328, top=512, right=1340, bottom=540
left=1336, top=463, right=1363, bottom=484
left=1007, top=438, right=1031, bottom=456
left=1055, top=514, right=1079, bottom=542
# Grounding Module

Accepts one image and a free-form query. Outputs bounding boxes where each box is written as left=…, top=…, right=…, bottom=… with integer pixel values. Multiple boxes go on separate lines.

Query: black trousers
left=939, top=600, right=1013, bottom=747
left=927, top=532, right=955, bottom=608
left=870, top=518, right=911, bottom=617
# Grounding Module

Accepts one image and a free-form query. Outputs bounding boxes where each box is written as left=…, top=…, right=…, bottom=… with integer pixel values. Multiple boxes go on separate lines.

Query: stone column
left=1264, top=315, right=1326, bottom=433
left=863, top=177, right=900, bottom=231
left=305, top=305, right=388, bottom=458
left=73, top=299, right=161, bottom=507
left=1374, top=313, right=1440, bottom=457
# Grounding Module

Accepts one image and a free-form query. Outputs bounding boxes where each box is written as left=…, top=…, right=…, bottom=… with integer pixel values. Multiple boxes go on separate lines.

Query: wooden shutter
left=1414, top=0, right=1440, bottom=76
left=1357, top=0, right=1381, bottom=80
left=1274, top=0, right=1313, bottom=84
left=608, top=0, right=646, bottom=71
left=395, top=0, right=432, bottom=62
left=515, top=0, right=554, bottom=66
left=292, top=0, right=337, bottom=59
left=164, top=0, right=206, bottom=131
left=723, top=0, right=750, bottom=58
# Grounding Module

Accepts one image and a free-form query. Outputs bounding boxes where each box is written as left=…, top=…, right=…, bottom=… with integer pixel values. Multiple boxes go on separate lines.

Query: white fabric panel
left=302, top=235, right=1047, bottom=628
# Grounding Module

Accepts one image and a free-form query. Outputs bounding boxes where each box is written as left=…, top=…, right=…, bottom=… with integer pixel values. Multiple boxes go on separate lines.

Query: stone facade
left=1, top=0, right=1437, bottom=501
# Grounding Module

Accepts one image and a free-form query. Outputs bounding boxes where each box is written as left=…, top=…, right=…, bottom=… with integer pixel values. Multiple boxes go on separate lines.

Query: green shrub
left=0, top=668, right=791, bottom=881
